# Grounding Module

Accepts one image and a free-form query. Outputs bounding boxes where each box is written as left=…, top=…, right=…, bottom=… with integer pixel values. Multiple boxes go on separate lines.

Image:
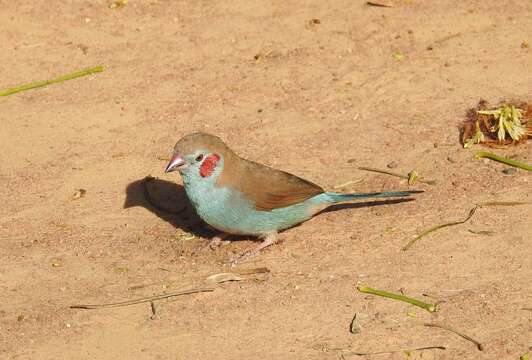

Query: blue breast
left=181, top=165, right=326, bottom=236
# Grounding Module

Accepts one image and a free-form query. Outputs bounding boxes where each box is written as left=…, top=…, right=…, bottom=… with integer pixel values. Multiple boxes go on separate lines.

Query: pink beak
left=165, top=153, right=187, bottom=173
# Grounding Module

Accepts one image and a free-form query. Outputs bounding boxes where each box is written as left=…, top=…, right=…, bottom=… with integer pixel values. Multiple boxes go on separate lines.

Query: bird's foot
left=198, top=233, right=231, bottom=252
left=229, top=232, right=278, bottom=267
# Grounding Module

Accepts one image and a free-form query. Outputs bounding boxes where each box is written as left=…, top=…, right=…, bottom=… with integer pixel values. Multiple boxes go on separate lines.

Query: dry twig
left=402, top=201, right=529, bottom=250
left=341, top=346, right=446, bottom=357
left=476, top=151, right=532, bottom=171
left=424, top=323, right=484, bottom=351
left=0, top=66, right=104, bottom=96
left=357, top=284, right=437, bottom=312
left=358, top=167, right=436, bottom=185
left=71, top=287, right=213, bottom=309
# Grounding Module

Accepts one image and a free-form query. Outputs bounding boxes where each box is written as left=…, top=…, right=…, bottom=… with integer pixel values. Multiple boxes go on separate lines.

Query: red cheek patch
left=199, top=154, right=221, bottom=177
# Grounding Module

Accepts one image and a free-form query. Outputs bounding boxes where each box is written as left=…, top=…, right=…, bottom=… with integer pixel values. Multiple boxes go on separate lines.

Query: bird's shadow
left=320, top=198, right=414, bottom=215
left=124, top=176, right=214, bottom=238
left=124, top=176, right=415, bottom=240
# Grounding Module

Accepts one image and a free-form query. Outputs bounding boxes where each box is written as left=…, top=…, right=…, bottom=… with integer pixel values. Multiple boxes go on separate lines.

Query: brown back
left=174, top=132, right=324, bottom=211
left=218, top=151, right=324, bottom=211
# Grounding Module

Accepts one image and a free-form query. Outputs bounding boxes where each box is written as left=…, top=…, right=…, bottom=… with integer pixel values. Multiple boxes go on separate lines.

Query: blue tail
left=324, top=190, right=422, bottom=203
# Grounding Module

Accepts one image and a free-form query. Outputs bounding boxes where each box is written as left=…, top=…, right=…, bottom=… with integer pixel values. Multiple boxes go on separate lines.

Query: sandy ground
left=1, top=1, right=531, bottom=359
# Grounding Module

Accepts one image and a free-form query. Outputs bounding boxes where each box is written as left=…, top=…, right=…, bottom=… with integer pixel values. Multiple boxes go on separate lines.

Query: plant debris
left=502, top=167, right=518, bottom=175
left=206, top=272, right=243, bottom=284
left=340, top=346, right=446, bottom=357
left=358, top=166, right=436, bottom=185
left=150, top=301, right=157, bottom=320
left=233, top=267, right=270, bottom=275
left=0, top=66, right=104, bottom=96
left=402, top=205, right=478, bottom=251
left=393, top=51, right=405, bottom=61
left=114, top=266, right=129, bottom=273
left=467, top=229, right=495, bottom=236
left=475, top=151, right=532, bottom=171
left=462, top=100, right=531, bottom=147
left=357, top=284, right=437, bottom=313
left=334, top=178, right=363, bottom=189
left=176, top=232, right=195, bottom=241
left=349, top=313, right=362, bottom=334
left=366, top=0, right=393, bottom=7
left=403, top=201, right=529, bottom=250
left=109, top=0, right=128, bottom=9
left=424, top=323, right=484, bottom=351
left=71, top=189, right=86, bottom=200
left=407, top=170, right=418, bottom=185
left=71, top=287, right=214, bottom=309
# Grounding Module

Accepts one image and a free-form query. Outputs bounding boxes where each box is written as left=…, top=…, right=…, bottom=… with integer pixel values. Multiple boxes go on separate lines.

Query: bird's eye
left=195, top=154, right=204, bottom=162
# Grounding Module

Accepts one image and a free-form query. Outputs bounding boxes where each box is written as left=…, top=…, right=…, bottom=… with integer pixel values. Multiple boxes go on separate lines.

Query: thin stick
left=233, top=267, right=270, bottom=275
left=357, top=284, right=437, bottom=312
left=424, top=323, right=484, bottom=351
left=0, top=66, right=104, bottom=96
left=342, top=346, right=446, bottom=356
left=402, top=201, right=529, bottom=251
left=475, top=151, right=532, bottom=171
left=480, top=201, right=530, bottom=207
left=334, top=178, right=363, bottom=189
left=358, top=167, right=436, bottom=185
left=366, top=1, right=393, bottom=8
left=434, top=32, right=462, bottom=45
left=150, top=301, right=157, bottom=320
left=71, top=287, right=214, bottom=309
left=402, top=206, right=478, bottom=251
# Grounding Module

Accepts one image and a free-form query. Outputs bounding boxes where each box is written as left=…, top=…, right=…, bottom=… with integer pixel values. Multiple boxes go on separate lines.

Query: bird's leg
left=230, top=232, right=278, bottom=266
left=200, top=232, right=231, bottom=251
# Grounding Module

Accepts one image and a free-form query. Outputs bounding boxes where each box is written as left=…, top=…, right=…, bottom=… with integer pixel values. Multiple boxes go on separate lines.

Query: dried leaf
left=464, top=121, right=485, bottom=148
left=71, top=189, right=86, bottom=200
left=51, top=260, right=61, bottom=267
left=478, top=105, right=525, bottom=142
left=206, top=272, right=243, bottom=284
left=114, top=266, right=129, bottom=273
left=393, top=52, right=405, bottom=61
left=349, top=314, right=362, bottom=334
left=234, top=267, right=270, bottom=275
left=176, top=232, right=195, bottom=241
left=109, top=0, right=127, bottom=9
left=407, top=170, right=418, bottom=185
left=467, top=229, right=495, bottom=236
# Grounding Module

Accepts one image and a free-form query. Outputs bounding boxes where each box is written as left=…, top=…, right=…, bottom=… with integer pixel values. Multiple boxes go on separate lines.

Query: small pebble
left=447, top=156, right=456, bottom=163
left=502, top=168, right=517, bottom=175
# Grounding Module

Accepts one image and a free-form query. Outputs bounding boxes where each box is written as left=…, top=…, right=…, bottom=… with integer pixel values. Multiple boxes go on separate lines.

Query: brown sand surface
left=1, top=1, right=530, bottom=359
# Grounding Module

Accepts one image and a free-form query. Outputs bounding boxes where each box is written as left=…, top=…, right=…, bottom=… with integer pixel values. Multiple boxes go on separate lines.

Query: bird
left=165, top=132, right=421, bottom=264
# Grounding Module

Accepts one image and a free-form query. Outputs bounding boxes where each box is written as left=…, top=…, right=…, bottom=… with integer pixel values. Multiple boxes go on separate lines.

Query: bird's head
left=165, top=132, right=231, bottom=180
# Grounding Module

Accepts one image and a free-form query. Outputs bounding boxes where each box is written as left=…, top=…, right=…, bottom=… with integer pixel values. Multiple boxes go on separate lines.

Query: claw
left=229, top=232, right=278, bottom=266
left=196, top=233, right=231, bottom=253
